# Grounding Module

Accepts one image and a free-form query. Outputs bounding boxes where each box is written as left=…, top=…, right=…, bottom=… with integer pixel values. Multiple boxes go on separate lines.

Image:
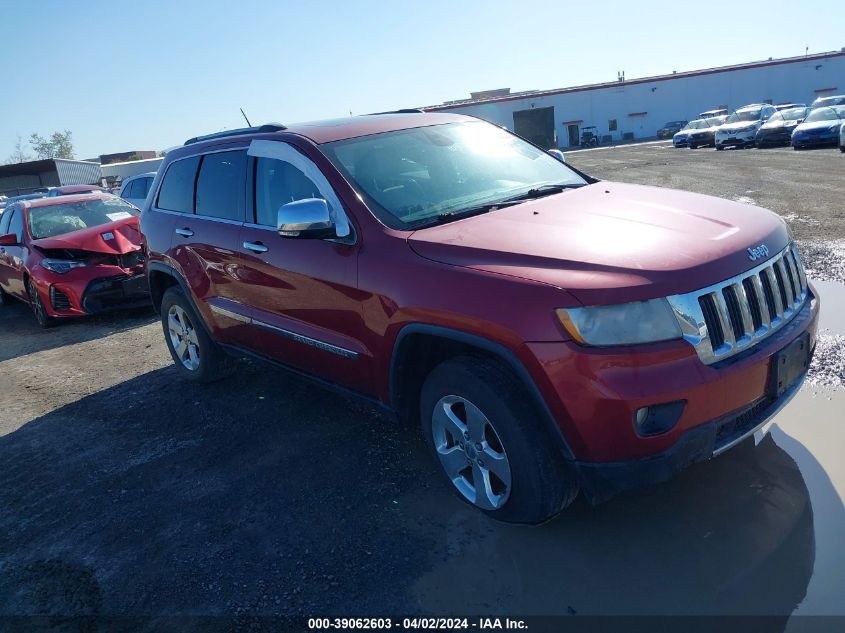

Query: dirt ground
left=1, top=142, right=844, bottom=629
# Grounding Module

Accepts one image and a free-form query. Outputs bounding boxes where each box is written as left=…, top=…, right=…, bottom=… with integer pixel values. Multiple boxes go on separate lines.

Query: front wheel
left=839, top=144, right=845, bottom=153
left=27, top=279, right=55, bottom=328
left=160, top=287, right=235, bottom=382
left=420, top=357, right=578, bottom=524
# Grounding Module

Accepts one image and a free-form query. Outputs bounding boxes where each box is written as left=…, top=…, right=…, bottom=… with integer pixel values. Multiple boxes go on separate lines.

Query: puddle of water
left=773, top=388, right=845, bottom=620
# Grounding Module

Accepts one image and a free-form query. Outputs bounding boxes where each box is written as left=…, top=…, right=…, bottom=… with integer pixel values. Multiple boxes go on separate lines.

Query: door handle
left=175, top=228, right=194, bottom=237
left=243, top=241, right=268, bottom=254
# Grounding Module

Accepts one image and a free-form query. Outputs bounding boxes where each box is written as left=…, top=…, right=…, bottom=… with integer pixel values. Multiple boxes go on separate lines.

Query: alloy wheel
left=167, top=304, right=201, bottom=371
left=28, top=281, right=48, bottom=325
left=431, top=395, right=512, bottom=510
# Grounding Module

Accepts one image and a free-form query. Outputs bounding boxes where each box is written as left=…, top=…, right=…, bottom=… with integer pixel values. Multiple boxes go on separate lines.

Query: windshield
left=705, top=116, right=726, bottom=126
left=322, top=121, right=589, bottom=229
left=28, top=197, right=139, bottom=239
left=804, top=107, right=841, bottom=123
left=725, top=109, right=762, bottom=123
left=682, top=120, right=708, bottom=130
left=779, top=107, right=807, bottom=121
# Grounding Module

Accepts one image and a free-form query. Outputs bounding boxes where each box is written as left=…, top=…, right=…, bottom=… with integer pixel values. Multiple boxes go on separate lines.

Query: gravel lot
left=1, top=142, right=844, bottom=628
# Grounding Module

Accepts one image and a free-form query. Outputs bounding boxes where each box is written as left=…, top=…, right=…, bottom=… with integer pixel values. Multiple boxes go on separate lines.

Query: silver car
left=118, top=172, right=157, bottom=209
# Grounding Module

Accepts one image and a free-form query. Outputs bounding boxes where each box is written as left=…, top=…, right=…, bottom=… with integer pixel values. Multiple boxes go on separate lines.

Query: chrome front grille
left=667, top=244, right=808, bottom=364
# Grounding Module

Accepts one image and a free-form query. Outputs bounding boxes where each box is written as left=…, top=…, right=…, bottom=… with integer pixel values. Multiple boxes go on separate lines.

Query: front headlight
left=41, top=259, right=87, bottom=274
left=556, top=298, right=682, bottom=346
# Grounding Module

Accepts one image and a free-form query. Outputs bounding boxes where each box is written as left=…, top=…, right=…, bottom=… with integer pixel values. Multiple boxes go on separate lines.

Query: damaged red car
left=0, top=193, right=149, bottom=327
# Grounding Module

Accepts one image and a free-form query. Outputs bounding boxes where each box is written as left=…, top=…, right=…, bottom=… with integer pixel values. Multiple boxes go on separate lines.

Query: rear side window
left=195, top=151, right=244, bottom=220
left=141, top=177, right=153, bottom=197
left=9, top=208, right=24, bottom=242
left=125, top=179, right=144, bottom=199
left=254, top=157, right=322, bottom=226
left=0, top=206, right=13, bottom=234
left=157, top=156, right=200, bottom=213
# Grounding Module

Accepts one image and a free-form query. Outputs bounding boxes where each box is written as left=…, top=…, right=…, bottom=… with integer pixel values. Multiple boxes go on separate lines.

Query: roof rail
left=366, top=108, right=425, bottom=115
left=184, top=123, right=287, bottom=145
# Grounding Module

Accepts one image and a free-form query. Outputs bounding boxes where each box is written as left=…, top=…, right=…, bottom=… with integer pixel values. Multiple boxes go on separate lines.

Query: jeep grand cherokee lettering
left=140, top=113, right=818, bottom=524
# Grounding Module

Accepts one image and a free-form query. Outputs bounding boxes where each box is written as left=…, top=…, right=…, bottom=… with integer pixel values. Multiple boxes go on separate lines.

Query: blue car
left=791, top=106, right=845, bottom=149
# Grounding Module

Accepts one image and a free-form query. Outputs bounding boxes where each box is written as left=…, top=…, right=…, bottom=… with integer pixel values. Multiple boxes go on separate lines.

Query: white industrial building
left=423, top=49, right=845, bottom=149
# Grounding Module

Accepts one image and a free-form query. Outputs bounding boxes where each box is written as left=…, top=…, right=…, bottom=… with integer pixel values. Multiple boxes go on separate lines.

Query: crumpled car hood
left=407, top=182, right=790, bottom=305
left=31, top=216, right=142, bottom=255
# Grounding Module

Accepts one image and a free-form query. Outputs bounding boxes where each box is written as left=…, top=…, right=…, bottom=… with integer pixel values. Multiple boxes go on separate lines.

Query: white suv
left=715, top=104, right=776, bottom=150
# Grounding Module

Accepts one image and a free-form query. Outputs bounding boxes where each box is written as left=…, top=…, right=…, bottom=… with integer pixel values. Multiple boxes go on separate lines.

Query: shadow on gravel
left=0, top=362, right=437, bottom=623
left=0, top=358, right=837, bottom=628
left=0, top=301, right=156, bottom=362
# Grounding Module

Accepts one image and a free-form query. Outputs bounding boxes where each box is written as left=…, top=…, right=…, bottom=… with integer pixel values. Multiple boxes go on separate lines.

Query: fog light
left=634, top=400, right=686, bottom=437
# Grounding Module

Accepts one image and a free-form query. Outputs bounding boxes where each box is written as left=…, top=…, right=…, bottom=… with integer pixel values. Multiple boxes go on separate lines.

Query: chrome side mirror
left=547, top=148, right=566, bottom=163
left=277, top=198, right=336, bottom=239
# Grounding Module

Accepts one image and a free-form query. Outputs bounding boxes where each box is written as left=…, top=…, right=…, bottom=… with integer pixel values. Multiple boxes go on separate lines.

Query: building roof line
left=423, top=50, right=845, bottom=110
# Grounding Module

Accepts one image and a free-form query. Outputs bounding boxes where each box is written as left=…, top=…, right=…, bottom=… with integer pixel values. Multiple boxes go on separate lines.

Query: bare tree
left=29, top=130, right=75, bottom=160
left=5, top=135, right=32, bottom=164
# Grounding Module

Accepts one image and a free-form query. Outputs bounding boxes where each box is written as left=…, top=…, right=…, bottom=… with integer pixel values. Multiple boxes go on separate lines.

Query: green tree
left=28, top=130, right=75, bottom=160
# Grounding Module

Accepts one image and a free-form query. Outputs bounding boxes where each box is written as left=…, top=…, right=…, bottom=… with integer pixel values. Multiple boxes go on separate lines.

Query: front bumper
left=756, top=128, right=793, bottom=145
left=792, top=132, right=839, bottom=148
left=525, top=285, right=819, bottom=499
left=33, top=265, right=150, bottom=318
left=716, top=130, right=757, bottom=147
left=575, top=366, right=808, bottom=503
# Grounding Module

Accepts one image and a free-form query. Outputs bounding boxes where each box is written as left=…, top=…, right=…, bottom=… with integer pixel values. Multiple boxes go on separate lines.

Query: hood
left=31, top=216, right=142, bottom=255
left=407, top=182, right=790, bottom=305
left=719, top=120, right=761, bottom=132
left=673, top=130, right=690, bottom=138
left=794, top=119, right=841, bottom=134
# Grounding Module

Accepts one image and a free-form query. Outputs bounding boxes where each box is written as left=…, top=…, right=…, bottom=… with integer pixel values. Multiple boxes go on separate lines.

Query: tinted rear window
left=195, top=151, right=244, bottom=220
left=157, top=156, right=200, bottom=212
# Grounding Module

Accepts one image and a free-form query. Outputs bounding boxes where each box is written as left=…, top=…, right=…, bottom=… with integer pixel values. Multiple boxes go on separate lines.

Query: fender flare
left=147, top=262, right=214, bottom=336
left=389, top=323, right=575, bottom=461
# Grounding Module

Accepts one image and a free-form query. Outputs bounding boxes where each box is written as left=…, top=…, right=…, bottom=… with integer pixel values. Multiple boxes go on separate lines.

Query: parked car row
left=670, top=95, right=845, bottom=151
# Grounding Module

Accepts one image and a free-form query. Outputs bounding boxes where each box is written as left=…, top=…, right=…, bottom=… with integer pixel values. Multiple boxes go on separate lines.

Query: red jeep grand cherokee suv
left=140, top=113, right=818, bottom=524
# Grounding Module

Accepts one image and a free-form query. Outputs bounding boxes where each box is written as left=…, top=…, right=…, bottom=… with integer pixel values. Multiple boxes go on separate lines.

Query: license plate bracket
left=768, top=333, right=810, bottom=398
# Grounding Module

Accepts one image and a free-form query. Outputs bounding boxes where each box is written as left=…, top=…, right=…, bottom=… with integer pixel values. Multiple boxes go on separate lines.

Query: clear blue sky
left=1, top=0, right=842, bottom=160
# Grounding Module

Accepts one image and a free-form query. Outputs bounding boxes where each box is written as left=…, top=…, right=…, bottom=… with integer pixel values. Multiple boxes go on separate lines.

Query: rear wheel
left=840, top=144, right=844, bottom=153
left=715, top=145, right=724, bottom=151
left=420, top=356, right=578, bottom=524
left=27, top=279, right=55, bottom=328
left=160, top=286, right=235, bottom=382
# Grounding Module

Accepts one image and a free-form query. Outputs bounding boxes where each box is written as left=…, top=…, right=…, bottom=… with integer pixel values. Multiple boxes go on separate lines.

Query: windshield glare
left=726, top=109, right=762, bottom=123
left=683, top=120, right=708, bottom=130
left=322, top=121, right=588, bottom=229
left=28, top=198, right=139, bottom=239
left=804, top=107, right=841, bottom=123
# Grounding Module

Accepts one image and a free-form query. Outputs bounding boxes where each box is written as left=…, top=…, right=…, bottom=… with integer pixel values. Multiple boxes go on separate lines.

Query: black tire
left=0, top=286, right=9, bottom=307
left=419, top=356, right=578, bottom=524
left=160, top=286, right=235, bottom=382
left=27, top=278, right=55, bottom=328
left=689, top=143, right=697, bottom=150
left=839, top=144, right=845, bottom=153
left=715, top=145, right=724, bottom=151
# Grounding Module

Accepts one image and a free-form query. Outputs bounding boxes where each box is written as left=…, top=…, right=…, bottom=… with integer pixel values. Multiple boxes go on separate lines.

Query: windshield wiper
left=505, top=182, right=584, bottom=202
left=407, top=183, right=585, bottom=229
